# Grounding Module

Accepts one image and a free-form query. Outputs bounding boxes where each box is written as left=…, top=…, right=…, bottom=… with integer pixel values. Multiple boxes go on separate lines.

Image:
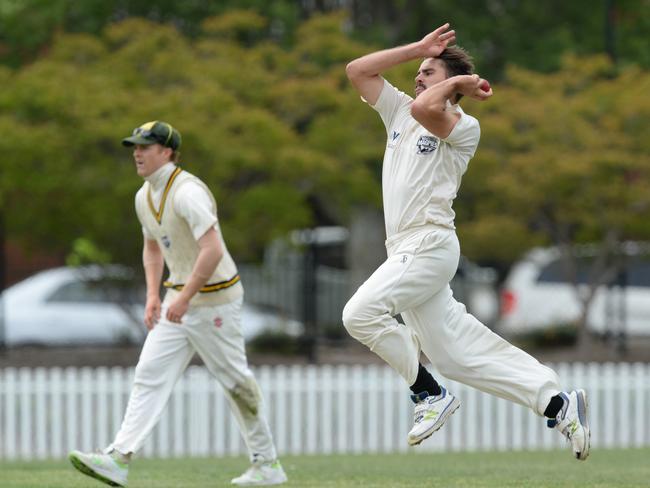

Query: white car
left=2, top=266, right=146, bottom=346
left=498, top=244, right=650, bottom=337
left=1, top=266, right=303, bottom=347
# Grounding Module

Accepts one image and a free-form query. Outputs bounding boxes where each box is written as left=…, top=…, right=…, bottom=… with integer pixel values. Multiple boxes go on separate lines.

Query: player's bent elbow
left=345, top=60, right=371, bottom=82
left=345, top=61, right=360, bottom=80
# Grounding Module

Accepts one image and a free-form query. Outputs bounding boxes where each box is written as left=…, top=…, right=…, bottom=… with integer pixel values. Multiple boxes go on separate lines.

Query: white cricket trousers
left=110, top=298, right=277, bottom=462
left=342, top=224, right=561, bottom=416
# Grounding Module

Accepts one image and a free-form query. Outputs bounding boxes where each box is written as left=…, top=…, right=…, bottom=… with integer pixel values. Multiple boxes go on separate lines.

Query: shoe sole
left=576, top=389, right=591, bottom=461
left=69, top=453, right=124, bottom=487
left=408, top=397, right=461, bottom=446
left=232, top=479, right=288, bottom=486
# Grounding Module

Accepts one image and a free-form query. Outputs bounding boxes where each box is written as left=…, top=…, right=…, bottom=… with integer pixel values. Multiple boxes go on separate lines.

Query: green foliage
left=65, top=237, right=111, bottom=267
left=201, top=9, right=267, bottom=45
left=457, top=54, right=650, bottom=263
left=3, top=13, right=379, bottom=264
left=348, top=0, right=650, bottom=80
left=2, top=7, right=649, bottom=269
left=4, top=0, right=649, bottom=77
left=0, top=0, right=302, bottom=67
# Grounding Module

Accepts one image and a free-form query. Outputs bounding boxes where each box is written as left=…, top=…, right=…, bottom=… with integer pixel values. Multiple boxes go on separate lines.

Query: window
left=537, top=255, right=650, bottom=288
left=48, top=279, right=143, bottom=304
left=537, top=257, right=592, bottom=285
left=625, top=257, right=650, bottom=287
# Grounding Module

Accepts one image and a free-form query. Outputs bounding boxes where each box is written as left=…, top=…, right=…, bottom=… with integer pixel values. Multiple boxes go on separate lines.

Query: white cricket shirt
left=370, top=79, right=480, bottom=238
left=140, top=163, right=217, bottom=241
left=135, top=163, right=243, bottom=306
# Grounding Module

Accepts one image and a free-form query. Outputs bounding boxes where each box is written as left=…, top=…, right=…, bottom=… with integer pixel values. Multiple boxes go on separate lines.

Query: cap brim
left=122, top=135, right=157, bottom=147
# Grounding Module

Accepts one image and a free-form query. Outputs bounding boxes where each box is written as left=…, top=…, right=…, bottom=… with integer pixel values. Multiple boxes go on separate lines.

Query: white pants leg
left=185, top=299, right=277, bottom=463
left=342, top=228, right=456, bottom=385
left=110, top=320, right=195, bottom=454
left=111, top=299, right=277, bottom=461
left=343, top=225, right=561, bottom=416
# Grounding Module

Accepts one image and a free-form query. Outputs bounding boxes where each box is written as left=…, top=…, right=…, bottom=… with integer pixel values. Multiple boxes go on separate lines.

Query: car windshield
left=47, top=278, right=144, bottom=304
left=537, top=255, right=650, bottom=287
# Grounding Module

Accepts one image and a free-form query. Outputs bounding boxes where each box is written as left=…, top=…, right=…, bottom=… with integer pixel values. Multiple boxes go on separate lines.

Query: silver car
left=1, top=266, right=146, bottom=346
left=1, top=266, right=303, bottom=347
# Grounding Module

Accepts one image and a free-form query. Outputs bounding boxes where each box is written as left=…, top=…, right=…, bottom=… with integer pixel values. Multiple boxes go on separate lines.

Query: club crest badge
left=416, top=135, right=439, bottom=154
left=161, top=235, right=171, bottom=248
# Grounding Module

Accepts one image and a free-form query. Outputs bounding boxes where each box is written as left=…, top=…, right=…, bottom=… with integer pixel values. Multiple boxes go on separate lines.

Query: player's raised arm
left=346, top=23, right=456, bottom=105
left=411, top=74, right=492, bottom=138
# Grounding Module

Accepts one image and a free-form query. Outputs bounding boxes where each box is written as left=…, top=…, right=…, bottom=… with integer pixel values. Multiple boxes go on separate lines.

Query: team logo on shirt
left=416, top=135, right=439, bottom=154
left=161, top=235, right=171, bottom=248
left=387, top=130, right=401, bottom=148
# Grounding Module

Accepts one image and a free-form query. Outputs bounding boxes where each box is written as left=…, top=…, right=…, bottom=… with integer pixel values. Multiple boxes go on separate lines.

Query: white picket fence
left=1, top=362, right=649, bottom=460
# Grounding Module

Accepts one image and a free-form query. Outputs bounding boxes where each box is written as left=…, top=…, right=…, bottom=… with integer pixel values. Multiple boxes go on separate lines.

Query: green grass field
left=2, top=448, right=649, bottom=487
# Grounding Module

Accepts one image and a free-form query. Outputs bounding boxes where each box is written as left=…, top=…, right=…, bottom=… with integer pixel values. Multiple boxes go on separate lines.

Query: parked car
left=2, top=266, right=145, bottom=346
left=498, top=244, right=650, bottom=337
left=1, top=266, right=303, bottom=347
left=241, top=304, right=304, bottom=340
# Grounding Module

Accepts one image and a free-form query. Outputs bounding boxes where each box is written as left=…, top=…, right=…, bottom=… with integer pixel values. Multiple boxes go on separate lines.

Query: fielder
left=342, top=24, right=590, bottom=460
left=69, top=121, right=288, bottom=486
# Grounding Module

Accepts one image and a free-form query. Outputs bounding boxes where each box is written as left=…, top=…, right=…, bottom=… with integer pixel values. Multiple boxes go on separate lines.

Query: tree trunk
left=575, top=308, right=596, bottom=360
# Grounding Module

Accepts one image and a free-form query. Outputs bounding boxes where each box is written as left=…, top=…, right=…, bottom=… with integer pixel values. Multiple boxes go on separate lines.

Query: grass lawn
left=2, top=448, right=649, bottom=487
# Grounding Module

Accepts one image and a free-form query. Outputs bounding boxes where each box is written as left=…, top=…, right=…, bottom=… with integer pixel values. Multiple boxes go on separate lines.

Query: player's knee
left=133, top=359, right=165, bottom=387
left=342, top=297, right=370, bottom=339
left=230, top=376, right=261, bottom=417
left=341, top=299, right=357, bottom=331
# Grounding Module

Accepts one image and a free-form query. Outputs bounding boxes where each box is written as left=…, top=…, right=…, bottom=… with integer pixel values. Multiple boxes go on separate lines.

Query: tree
left=3, top=10, right=650, bottom=356
left=2, top=0, right=649, bottom=79
left=1, top=13, right=380, bottom=265
left=0, top=0, right=304, bottom=66
left=456, top=54, right=650, bottom=351
left=346, top=0, right=650, bottom=80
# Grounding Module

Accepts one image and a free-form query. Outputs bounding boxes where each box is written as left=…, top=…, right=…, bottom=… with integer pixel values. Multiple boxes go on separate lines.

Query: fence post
left=4, top=368, right=16, bottom=460
left=301, top=240, right=318, bottom=363
left=34, top=368, right=47, bottom=459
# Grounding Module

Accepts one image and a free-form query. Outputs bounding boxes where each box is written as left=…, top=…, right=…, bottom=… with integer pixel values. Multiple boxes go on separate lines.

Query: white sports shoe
left=69, top=449, right=129, bottom=486
left=407, top=386, right=461, bottom=446
left=231, top=460, right=288, bottom=486
left=547, top=389, right=591, bottom=460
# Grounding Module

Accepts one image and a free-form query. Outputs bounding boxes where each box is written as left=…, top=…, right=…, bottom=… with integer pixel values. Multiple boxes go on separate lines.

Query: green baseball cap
left=122, top=120, right=182, bottom=150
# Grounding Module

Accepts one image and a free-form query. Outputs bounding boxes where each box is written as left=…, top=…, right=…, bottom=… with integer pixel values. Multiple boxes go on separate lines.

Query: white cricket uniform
left=110, top=163, right=277, bottom=462
left=343, top=80, right=561, bottom=415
